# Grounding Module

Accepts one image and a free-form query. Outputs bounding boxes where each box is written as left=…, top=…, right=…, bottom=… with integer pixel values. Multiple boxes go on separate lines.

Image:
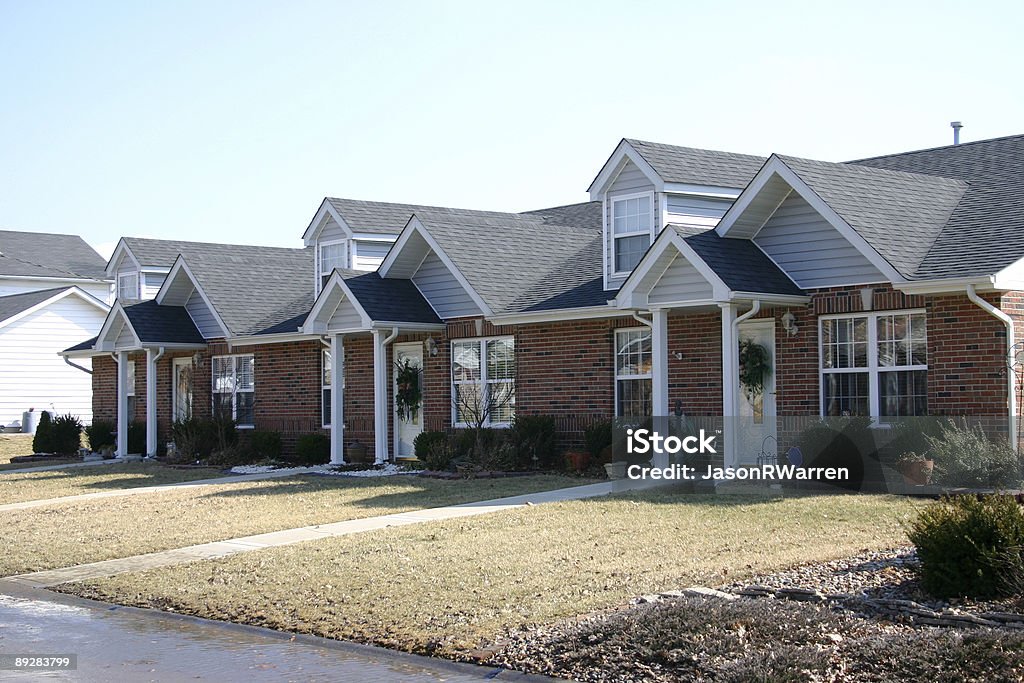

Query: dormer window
left=117, top=272, right=139, bottom=300
left=318, top=240, right=347, bottom=290
left=612, top=193, right=653, bottom=273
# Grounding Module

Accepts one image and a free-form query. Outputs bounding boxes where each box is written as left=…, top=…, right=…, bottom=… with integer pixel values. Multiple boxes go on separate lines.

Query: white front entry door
left=737, top=319, right=777, bottom=464
left=172, top=357, right=194, bottom=422
left=393, top=342, right=424, bottom=458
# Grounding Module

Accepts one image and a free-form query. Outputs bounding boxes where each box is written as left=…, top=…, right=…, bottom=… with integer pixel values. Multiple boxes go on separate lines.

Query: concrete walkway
left=0, top=467, right=319, bottom=512
left=0, top=579, right=552, bottom=682
left=8, top=481, right=620, bottom=588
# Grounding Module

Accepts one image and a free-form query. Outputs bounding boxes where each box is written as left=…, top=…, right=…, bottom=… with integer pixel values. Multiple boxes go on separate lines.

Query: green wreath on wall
left=395, top=358, right=423, bottom=421
left=738, top=340, right=772, bottom=398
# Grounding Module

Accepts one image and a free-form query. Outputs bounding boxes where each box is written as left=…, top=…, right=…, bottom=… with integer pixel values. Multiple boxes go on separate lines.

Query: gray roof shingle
left=337, top=270, right=441, bottom=324
left=847, top=134, right=1024, bottom=279
left=327, top=198, right=518, bottom=235
left=122, top=300, right=205, bottom=344
left=0, top=230, right=108, bottom=281
left=0, top=287, right=76, bottom=324
left=625, top=139, right=766, bottom=188
left=676, top=227, right=803, bottom=296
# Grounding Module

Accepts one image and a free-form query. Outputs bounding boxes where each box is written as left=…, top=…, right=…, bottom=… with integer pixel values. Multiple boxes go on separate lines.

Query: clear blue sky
left=1, top=0, right=1021, bottom=259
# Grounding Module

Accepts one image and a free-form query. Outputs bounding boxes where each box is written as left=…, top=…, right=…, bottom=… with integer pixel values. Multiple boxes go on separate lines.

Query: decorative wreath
left=395, top=358, right=423, bottom=421
left=738, top=340, right=772, bottom=398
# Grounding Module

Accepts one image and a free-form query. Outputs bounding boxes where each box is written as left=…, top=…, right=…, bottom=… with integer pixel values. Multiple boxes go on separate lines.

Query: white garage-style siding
left=0, top=294, right=107, bottom=425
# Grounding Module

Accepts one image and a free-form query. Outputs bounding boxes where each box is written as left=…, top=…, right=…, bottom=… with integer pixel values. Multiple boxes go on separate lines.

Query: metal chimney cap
left=950, top=121, right=964, bottom=128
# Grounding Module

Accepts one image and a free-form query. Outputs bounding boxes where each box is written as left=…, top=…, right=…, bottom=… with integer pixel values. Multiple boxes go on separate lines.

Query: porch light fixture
left=424, top=336, right=439, bottom=357
left=673, top=351, right=684, bottom=360
left=781, top=309, right=799, bottom=337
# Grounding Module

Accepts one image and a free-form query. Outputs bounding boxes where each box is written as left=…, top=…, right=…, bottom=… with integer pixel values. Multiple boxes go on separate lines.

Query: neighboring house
left=0, top=287, right=109, bottom=425
left=0, top=230, right=112, bottom=426
left=65, top=133, right=1024, bottom=467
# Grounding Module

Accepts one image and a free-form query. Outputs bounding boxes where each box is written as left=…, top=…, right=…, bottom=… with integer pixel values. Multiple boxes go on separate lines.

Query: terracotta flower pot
left=900, top=459, right=934, bottom=486
left=565, top=450, right=590, bottom=472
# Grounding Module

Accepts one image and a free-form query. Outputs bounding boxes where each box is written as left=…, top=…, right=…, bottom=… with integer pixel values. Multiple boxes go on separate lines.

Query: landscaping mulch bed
left=8, top=454, right=80, bottom=464
left=491, top=548, right=1024, bottom=682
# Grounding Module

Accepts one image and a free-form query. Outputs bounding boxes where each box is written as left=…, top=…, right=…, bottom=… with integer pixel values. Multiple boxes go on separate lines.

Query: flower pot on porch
left=899, top=459, right=934, bottom=486
left=604, top=461, right=628, bottom=480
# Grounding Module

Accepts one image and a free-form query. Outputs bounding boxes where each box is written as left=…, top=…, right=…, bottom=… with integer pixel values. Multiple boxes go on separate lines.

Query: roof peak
left=846, top=132, right=1024, bottom=163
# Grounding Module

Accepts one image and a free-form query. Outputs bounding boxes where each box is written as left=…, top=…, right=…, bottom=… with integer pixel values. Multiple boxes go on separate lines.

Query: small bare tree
left=453, top=380, right=516, bottom=462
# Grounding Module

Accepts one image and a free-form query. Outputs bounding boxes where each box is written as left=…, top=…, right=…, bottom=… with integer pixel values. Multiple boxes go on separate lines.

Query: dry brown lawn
left=0, top=434, right=79, bottom=471
left=63, top=490, right=923, bottom=657
left=1, top=473, right=589, bottom=575
left=0, top=462, right=226, bottom=504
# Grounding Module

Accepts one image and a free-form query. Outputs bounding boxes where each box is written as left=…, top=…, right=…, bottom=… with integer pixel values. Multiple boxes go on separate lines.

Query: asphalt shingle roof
left=674, top=227, right=803, bottom=296
left=0, top=230, right=108, bottom=280
left=777, top=155, right=968, bottom=279
left=64, top=336, right=98, bottom=353
left=625, top=139, right=766, bottom=188
left=847, top=134, right=1024, bottom=279
left=0, top=287, right=76, bottom=324
left=122, top=300, right=205, bottom=344
left=336, top=270, right=441, bottom=324
left=327, top=198, right=518, bottom=235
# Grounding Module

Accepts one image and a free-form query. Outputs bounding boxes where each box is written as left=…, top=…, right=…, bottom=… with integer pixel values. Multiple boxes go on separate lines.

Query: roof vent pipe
left=951, top=121, right=963, bottom=145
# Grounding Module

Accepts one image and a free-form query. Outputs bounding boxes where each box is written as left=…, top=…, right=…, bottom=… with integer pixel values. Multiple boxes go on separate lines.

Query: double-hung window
left=126, top=360, right=136, bottom=418
left=321, top=349, right=333, bottom=428
left=212, top=354, right=255, bottom=427
left=615, top=328, right=652, bottom=417
left=117, top=272, right=139, bottom=301
left=820, top=311, right=927, bottom=419
left=611, top=193, right=652, bottom=274
left=318, top=241, right=347, bottom=291
left=451, top=337, right=515, bottom=427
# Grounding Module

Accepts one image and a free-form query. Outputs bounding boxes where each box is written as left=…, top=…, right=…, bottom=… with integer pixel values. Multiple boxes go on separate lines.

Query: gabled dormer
left=588, top=139, right=765, bottom=291
left=105, top=238, right=172, bottom=303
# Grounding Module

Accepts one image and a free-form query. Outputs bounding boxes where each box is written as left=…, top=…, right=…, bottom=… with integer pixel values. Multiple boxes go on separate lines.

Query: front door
left=172, top=357, right=194, bottom=422
left=393, top=342, right=424, bottom=458
left=737, top=320, right=777, bottom=464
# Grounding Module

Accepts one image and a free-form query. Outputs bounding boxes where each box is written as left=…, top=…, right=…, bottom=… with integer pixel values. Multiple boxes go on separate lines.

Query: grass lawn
left=0, top=462, right=227, bottom=505
left=0, top=434, right=80, bottom=471
left=1, top=473, right=588, bottom=576
left=62, top=490, right=923, bottom=658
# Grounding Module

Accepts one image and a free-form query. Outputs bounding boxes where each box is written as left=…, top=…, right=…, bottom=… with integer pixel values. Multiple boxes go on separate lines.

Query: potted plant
left=565, top=449, right=590, bottom=472
left=604, top=460, right=628, bottom=479
left=897, top=451, right=934, bottom=486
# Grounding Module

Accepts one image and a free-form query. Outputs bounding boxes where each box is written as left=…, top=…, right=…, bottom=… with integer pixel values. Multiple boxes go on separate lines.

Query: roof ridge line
left=846, top=132, right=1024, bottom=163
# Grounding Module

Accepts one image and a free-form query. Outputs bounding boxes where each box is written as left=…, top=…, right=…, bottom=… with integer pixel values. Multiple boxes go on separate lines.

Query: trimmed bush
left=908, top=494, right=1024, bottom=598
left=926, top=420, right=1023, bottom=488
left=32, top=410, right=54, bottom=454
left=205, top=445, right=260, bottom=468
left=510, top=415, right=557, bottom=470
left=584, top=419, right=613, bottom=461
left=292, top=433, right=330, bottom=466
left=247, top=430, right=282, bottom=460
left=127, top=421, right=146, bottom=455
left=421, top=436, right=455, bottom=471
left=50, top=413, right=83, bottom=455
left=414, top=431, right=447, bottom=460
left=171, top=418, right=238, bottom=459
left=85, top=420, right=116, bottom=451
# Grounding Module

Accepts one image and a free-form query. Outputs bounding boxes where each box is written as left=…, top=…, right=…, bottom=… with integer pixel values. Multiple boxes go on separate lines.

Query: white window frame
left=450, top=336, right=516, bottom=428
left=321, top=348, right=332, bottom=429
left=614, top=327, right=653, bottom=417
left=126, top=359, right=136, bottom=418
left=610, top=191, right=654, bottom=276
left=211, top=353, right=255, bottom=428
left=316, top=239, right=348, bottom=293
left=818, top=309, right=928, bottom=420
left=117, top=272, right=139, bottom=300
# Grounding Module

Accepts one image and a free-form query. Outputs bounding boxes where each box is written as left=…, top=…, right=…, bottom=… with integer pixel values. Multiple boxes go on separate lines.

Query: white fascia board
left=105, top=239, right=141, bottom=277
left=728, top=291, right=810, bottom=305
left=487, top=305, right=624, bottom=326
left=351, top=233, right=399, bottom=242
left=303, top=270, right=373, bottom=331
left=95, top=303, right=141, bottom=351
left=664, top=183, right=742, bottom=198
left=154, top=256, right=231, bottom=338
left=0, top=286, right=109, bottom=330
left=896, top=276, right=997, bottom=295
left=302, top=199, right=354, bottom=246
left=370, top=321, right=445, bottom=332
left=140, top=267, right=172, bottom=275
left=380, top=217, right=492, bottom=316
left=588, top=139, right=664, bottom=199
left=717, top=156, right=905, bottom=284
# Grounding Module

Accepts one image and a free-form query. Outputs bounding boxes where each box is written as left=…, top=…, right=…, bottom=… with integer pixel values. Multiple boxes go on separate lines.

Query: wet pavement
left=0, top=581, right=550, bottom=682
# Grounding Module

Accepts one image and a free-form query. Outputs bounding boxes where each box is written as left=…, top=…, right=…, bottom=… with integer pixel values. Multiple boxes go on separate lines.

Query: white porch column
left=145, top=348, right=160, bottom=457
left=116, top=351, right=129, bottom=457
left=720, top=303, right=739, bottom=469
left=650, top=309, right=670, bottom=469
left=372, top=329, right=390, bottom=464
left=330, top=334, right=346, bottom=465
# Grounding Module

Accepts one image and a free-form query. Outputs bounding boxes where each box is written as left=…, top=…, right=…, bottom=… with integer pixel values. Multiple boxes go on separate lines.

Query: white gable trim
left=378, top=216, right=492, bottom=317
left=615, top=229, right=731, bottom=309
left=154, top=256, right=231, bottom=338
left=105, top=238, right=142, bottom=277
left=716, top=156, right=904, bottom=283
left=95, top=302, right=141, bottom=351
left=302, top=199, right=354, bottom=246
left=588, top=140, right=664, bottom=199
left=302, top=270, right=373, bottom=334
left=0, top=286, right=109, bottom=331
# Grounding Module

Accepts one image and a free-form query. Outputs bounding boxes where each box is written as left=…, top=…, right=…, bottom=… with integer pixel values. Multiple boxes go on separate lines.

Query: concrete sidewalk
left=0, top=467, right=319, bottom=512
left=8, top=481, right=620, bottom=588
left=0, top=579, right=552, bottom=682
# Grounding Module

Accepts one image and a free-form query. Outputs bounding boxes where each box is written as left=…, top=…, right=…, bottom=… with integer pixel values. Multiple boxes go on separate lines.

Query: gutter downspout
left=966, top=285, right=1018, bottom=450
left=63, top=356, right=93, bottom=375
left=734, top=299, right=762, bottom=331
left=631, top=312, right=652, bottom=327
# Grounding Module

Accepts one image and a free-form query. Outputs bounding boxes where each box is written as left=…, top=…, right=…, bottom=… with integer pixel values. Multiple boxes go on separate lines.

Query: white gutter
left=632, top=311, right=652, bottom=327
left=966, top=284, right=1018, bottom=449
left=734, top=299, right=762, bottom=329
left=63, top=356, right=93, bottom=375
